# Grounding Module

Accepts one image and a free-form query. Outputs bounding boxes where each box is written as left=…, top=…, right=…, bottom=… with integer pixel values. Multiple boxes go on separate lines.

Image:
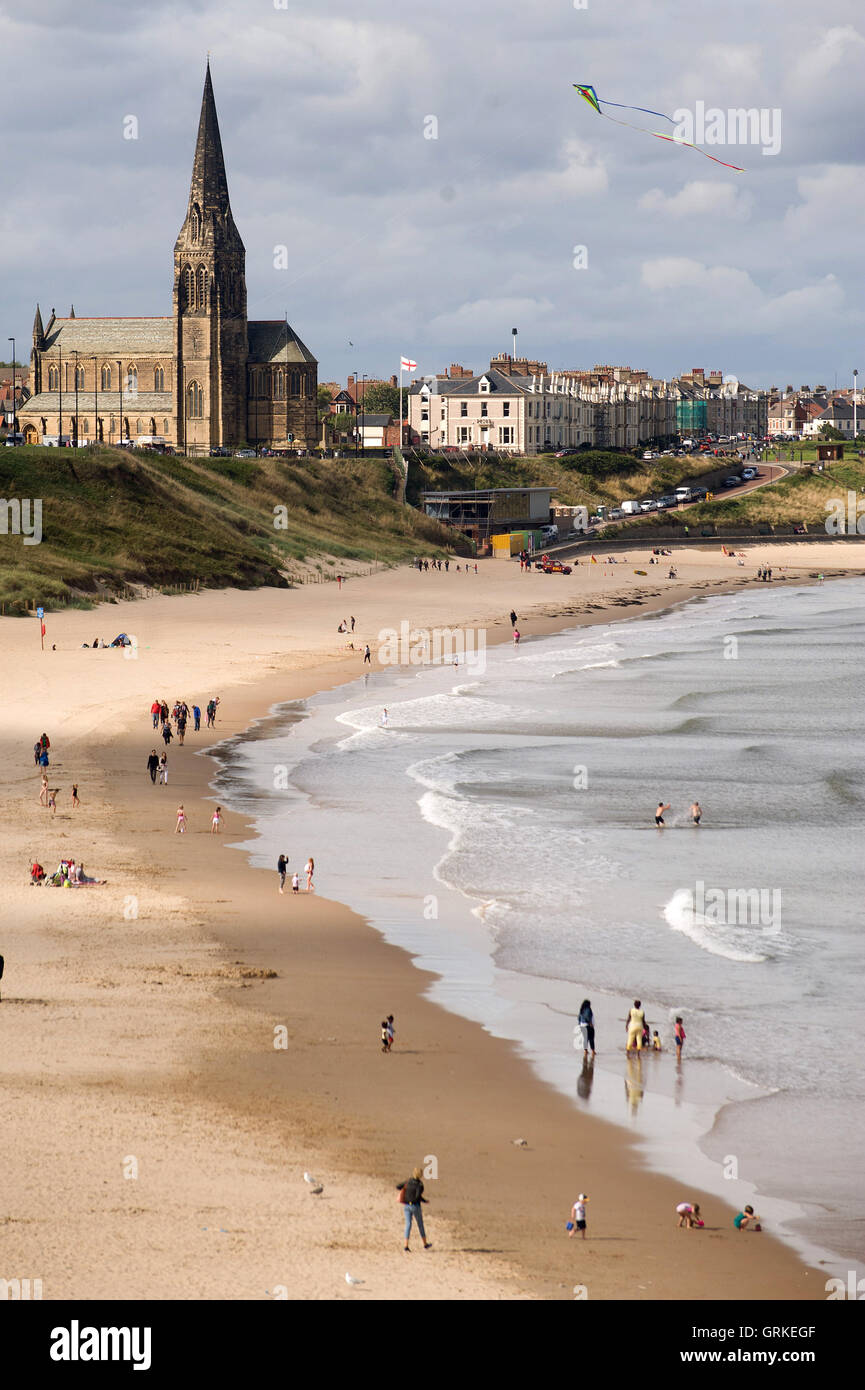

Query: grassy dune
left=0, top=446, right=462, bottom=612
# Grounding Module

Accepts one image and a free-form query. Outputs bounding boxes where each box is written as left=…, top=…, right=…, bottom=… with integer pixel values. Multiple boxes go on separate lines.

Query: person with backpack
left=396, top=1167, right=431, bottom=1251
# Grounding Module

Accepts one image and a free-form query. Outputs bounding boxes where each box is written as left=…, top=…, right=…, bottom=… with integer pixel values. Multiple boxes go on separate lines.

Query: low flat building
left=420, top=486, right=553, bottom=541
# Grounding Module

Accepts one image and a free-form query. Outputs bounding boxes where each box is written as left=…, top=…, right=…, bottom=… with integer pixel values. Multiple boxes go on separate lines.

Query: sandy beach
left=2, top=540, right=861, bottom=1300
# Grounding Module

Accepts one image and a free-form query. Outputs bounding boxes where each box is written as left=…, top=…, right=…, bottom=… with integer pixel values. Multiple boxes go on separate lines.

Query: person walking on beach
left=48, top=787, right=57, bottom=816
left=175, top=804, right=187, bottom=834
left=655, top=800, right=670, bottom=827
left=305, top=857, right=315, bottom=892
left=676, top=1201, right=701, bottom=1229
left=381, top=1020, right=390, bottom=1053
left=162, top=722, right=173, bottom=747
left=277, top=853, right=288, bottom=893
left=34, top=740, right=42, bottom=767
left=158, top=752, right=168, bottom=785
left=509, top=609, right=518, bottom=628
left=151, top=699, right=161, bottom=729
left=350, top=616, right=356, bottom=632
left=674, top=1016, right=686, bottom=1062
left=193, top=704, right=201, bottom=732
left=210, top=806, right=222, bottom=835
left=569, top=1193, right=589, bottom=1240
left=147, top=750, right=159, bottom=784
left=578, top=999, right=596, bottom=1057
left=385, top=1014, right=394, bottom=1052
left=39, top=774, right=49, bottom=806
left=690, top=801, right=702, bottom=826
left=363, top=645, right=371, bottom=664
left=626, top=999, right=646, bottom=1053
left=380, top=708, right=388, bottom=727
left=397, top=1168, right=431, bottom=1251
left=513, top=628, right=521, bottom=645
left=71, top=783, right=80, bottom=810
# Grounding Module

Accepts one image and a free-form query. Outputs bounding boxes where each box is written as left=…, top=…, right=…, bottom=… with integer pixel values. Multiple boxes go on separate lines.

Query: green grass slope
left=0, top=446, right=463, bottom=612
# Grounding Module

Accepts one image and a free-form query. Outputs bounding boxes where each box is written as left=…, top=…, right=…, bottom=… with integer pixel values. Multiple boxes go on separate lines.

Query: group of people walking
left=576, top=999, right=686, bottom=1061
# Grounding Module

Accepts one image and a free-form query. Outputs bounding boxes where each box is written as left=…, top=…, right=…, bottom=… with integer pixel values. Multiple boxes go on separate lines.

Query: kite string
left=597, top=98, right=675, bottom=126
left=599, top=110, right=745, bottom=172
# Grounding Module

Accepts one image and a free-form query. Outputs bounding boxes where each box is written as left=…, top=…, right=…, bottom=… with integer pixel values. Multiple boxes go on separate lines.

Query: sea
left=209, top=577, right=865, bottom=1277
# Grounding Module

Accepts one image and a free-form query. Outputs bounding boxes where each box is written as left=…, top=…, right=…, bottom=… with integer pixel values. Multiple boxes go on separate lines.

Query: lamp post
left=360, top=374, right=367, bottom=457
left=854, top=368, right=859, bottom=442
left=93, top=356, right=98, bottom=443
left=117, top=359, right=123, bottom=444
left=353, top=369, right=359, bottom=459
left=6, top=336, right=14, bottom=437
left=72, top=349, right=79, bottom=448
left=58, top=344, right=63, bottom=446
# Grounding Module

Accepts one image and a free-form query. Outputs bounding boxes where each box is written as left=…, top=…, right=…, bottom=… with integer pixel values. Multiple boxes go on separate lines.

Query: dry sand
left=1, top=542, right=860, bottom=1299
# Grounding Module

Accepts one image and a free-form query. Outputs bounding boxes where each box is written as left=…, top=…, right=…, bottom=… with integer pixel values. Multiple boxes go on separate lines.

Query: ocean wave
left=663, top=887, right=774, bottom=964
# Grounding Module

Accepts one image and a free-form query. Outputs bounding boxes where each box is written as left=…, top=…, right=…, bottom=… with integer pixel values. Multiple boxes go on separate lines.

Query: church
left=20, top=64, right=318, bottom=454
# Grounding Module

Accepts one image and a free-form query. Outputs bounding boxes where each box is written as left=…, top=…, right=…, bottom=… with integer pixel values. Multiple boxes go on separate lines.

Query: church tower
left=173, top=62, right=248, bottom=452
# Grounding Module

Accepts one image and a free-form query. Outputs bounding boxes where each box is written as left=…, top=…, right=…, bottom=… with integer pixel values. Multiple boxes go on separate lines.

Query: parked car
left=674, top=486, right=692, bottom=502
left=639, top=498, right=658, bottom=512
left=620, top=499, right=641, bottom=515
left=544, top=561, right=573, bottom=575
left=690, top=486, right=708, bottom=501
left=234, top=448, right=257, bottom=458
left=722, top=475, right=742, bottom=488
left=555, top=446, right=580, bottom=457
left=657, top=494, right=678, bottom=509
left=607, top=507, right=624, bottom=521
left=741, top=467, right=758, bottom=480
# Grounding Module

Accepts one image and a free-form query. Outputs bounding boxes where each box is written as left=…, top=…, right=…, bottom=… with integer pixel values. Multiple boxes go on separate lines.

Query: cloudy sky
left=1, top=0, right=862, bottom=388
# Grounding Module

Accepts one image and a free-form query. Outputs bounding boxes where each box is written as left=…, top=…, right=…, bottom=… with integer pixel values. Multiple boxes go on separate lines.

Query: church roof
left=248, top=320, right=317, bottom=365
left=41, top=318, right=174, bottom=355
left=20, top=391, right=173, bottom=414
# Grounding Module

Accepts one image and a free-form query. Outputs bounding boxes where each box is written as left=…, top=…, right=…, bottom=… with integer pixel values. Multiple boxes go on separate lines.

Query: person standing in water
left=626, top=999, right=645, bottom=1052
left=655, top=801, right=670, bottom=827
left=690, top=801, right=702, bottom=826
left=305, top=857, right=315, bottom=892
left=578, top=999, right=596, bottom=1057
left=674, top=1016, right=686, bottom=1061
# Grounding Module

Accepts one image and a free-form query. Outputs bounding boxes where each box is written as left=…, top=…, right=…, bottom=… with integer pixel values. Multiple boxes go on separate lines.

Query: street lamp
left=360, top=374, right=367, bottom=457
left=93, top=356, right=98, bottom=443
left=73, top=349, right=79, bottom=447
left=117, top=359, right=123, bottom=444
left=59, top=344, right=63, bottom=445
left=854, top=368, right=859, bottom=442
left=6, top=336, right=15, bottom=437
left=353, top=369, right=359, bottom=459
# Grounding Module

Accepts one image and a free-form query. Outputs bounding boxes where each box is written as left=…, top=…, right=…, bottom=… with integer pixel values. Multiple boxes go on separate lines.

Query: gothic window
left=81, top=419, right=89, bottom=434
left=274, top=370, right=285, bottom=400
left=196, top=266, right=208, bottom=309
left=290, top=371, right=300, bottom=397
left=136, top=419, right=142, bottom=434
left=110, top=415, right=116, bottom=433
left=74, top=365, right=85, bottom=389
left=163, top=419, right=169, bottom=434
left=183, top=265, right=194, bottom=308
left=48, top=365, right=59, bottom=391
left=154, top=365, right=165, bottom=391
left=101, top=364, right=112, bottom=390
left=250, top=369, right=263, bottom=398
left=149, top=418, right=156, bottom=434
left=127, top=365, right=138, bottom=393
left=187, top=381, right=203, bottom=418
left=190, top=204, right=201, bottom=241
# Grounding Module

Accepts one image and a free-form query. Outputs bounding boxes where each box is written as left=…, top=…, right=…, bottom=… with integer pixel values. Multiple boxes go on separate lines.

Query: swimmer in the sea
left=690, top=801, right=702, bottom=825
left=655, top=801, right=671, bottom=827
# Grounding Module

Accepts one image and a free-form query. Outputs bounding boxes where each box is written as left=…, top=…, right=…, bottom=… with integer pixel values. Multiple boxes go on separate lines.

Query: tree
left=358, top=383, right=400, bottom=417
left=317, top=384, right=334, bottom=422
left=819, top=424, right=844, bottom=441
left=330, top=412, right=356, bottom=438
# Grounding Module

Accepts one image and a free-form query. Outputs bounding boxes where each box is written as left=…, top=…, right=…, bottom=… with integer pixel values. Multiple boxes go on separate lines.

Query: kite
left=573, top=84, right=745, bottom=172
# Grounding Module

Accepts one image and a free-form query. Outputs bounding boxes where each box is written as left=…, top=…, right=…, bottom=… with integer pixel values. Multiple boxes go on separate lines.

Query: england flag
left=400, top=356, right=417, bottom=372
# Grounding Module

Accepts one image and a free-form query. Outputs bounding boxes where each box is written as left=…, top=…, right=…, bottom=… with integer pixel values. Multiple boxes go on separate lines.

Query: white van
left=675, top=486, right=692, bottom=502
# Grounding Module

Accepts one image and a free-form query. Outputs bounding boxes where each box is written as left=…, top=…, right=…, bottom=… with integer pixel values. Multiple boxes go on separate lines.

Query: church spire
left=188, top=60, right=231, bottom=216
left=33, top=303, right=44, bottom=344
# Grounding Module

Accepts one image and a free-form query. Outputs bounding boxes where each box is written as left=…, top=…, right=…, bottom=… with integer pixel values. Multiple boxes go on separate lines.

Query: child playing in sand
left=676, top=1201, right=701, bottom=1229
left=175, top=805, right=187, bottom=834
left=48, top=788, right=58, bottom=816
left=734, top=1205, right=761, bottom=1231
left=674, top=1016, right=686, bottom=1061
left=211, top=806, right=222, bottom=835
left=386, top=1015, right=394, bottom=1051
left=652, top=1030, right=662, bottom=1051
left=569, top=1194, right=589, bottom=1239
left=381, top=1021, right=389, bottom=1053
left=291, top=872, right=300, bottom=894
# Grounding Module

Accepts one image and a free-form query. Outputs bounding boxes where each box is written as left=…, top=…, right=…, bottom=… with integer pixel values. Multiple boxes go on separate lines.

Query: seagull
left=309, top=1185, right=324, bottom=1195
left=512, top=1138, right=528, bottom=1147
left=303, top=1172, right=318, bottom=1185
left=345, top=1273, right=363, bottom=1286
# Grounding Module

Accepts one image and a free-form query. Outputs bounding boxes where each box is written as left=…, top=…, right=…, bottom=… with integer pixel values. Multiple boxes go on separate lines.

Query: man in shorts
left=655, top=801, right=670, bottom=826
left=569, top=1194, right=589, bottom=1239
